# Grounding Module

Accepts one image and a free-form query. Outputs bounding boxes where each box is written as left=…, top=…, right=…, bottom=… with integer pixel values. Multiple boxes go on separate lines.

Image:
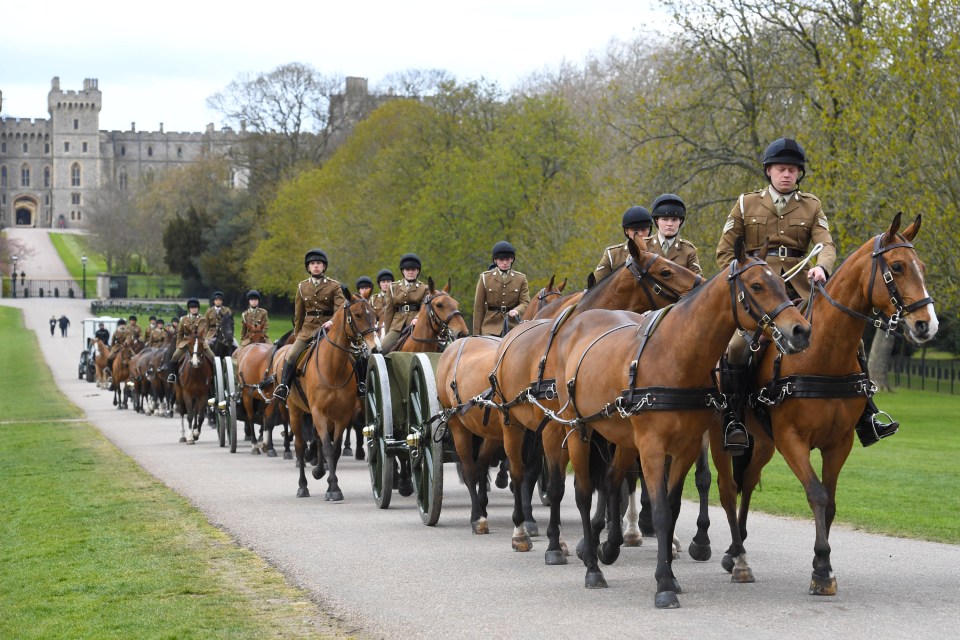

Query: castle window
left=21, top=165, right=30, bottom=187
left=177, top=147, right=183, bottom=158
left=64, top=142, right=70, bottom=152
left=118, top=170, right=128, bottom=191
left=1, top=166, right=6, bottom=187
left=71, top=163, right=81, bottom=187
left=1, top=143, right=5, bottom=153
left=71, top=211, right=75, bottom=220
left=120, top=145, right=126, bottom=156
left=82, top=142, right=88, bottom=153
left=73, top=119, right=79, bottom=130
left=45, top=195, right=49, bottom=205
left=147, top=146, right=153, bottom=157
left=71, top=192, right=81, bottom=205
left=23, top=143, right=28, bottom=153
left=77, top=210, right=82, bottom=220
left=44, top=143, right=50, bottom=154
left=44, top=166, right=51, bottom=188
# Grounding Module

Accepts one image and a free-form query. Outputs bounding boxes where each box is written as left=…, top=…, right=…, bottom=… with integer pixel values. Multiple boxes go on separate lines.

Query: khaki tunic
left=110, top=325, right=128, bottom=349
left=176, top=314, right=208, bottom=350
left=716, top=187, right=836, bottom=299
left=371, top=292, right=389, bottom=326
left=204, top=305, right=233, bottom=341
left=294, top=277, right=346, bottom=342
left=472, top=269, right=531, bottom=336
left=382, top=280, right=429, bottom=334
left=593, top=241, right=632, bottom=282
left=240, top=307, right=270, bottom=347
left=147, top=326, right=167, bottom=348
left=647, top=236, right=703, bottom=276
left=125, top=323, right=142, bottom=345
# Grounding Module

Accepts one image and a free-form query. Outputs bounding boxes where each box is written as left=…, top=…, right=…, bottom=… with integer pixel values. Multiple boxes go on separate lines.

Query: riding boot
left=855, top=397, right=899, bottom=447
left=273, top=361, right=296, bottom=401
left=720, top=361, right=750, bottom=454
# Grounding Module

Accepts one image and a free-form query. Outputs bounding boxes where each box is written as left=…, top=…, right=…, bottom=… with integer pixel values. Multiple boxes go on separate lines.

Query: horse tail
left=589, top=431, right=611, bottom=491
left=731, top=439, right=754, bottom=494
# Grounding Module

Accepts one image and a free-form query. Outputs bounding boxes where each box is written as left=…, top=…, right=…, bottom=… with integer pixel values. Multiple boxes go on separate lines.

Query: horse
left=386, top=277, right=470, bottom=354
left=522, top=275, right=568, bottom=322
left=210, top=311, right=236, bottom=358
left=129, top=347, right=158, bottom=414
left=544, top=238, right=810, bottom=608
left=110, top=341, right=140, bottom=410
left=439, top=237, right=702, bottom=550
left=287, top=293, right=380, bottom=500
left=708, top=213, right=937, bottom=597
left=92, top=338, right=111, bottom=388
left=176, top=337, right=213, bottom=444
left=235, top=328, right=295, bottom=456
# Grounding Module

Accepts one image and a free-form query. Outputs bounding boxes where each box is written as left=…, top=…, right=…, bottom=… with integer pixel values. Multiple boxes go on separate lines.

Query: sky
left=1, top=0, right=671, bottom=133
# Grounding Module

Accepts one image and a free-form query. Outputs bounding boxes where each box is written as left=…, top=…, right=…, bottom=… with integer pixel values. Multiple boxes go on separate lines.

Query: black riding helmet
left=621, top=206, right=653, bottom=231
left=651, top=193, right=687, bottom=228
left=211, top=291, right=224, bottom=301
left=246, top=289, right=260, bottom=300
left=399, top=253, right=422, bottom=271
left=356, top=276, right=374, bottom=290
left=763, top=137, right=806, bottom=184
left=376, top=268, right=394, bottom=283
left=491, top=240, right=516, bottom=261
left=304, top=248, right=329, bottom=271
left=187, top=298, right=200, bottom=308
left=117, top=319, right=127, bottom=325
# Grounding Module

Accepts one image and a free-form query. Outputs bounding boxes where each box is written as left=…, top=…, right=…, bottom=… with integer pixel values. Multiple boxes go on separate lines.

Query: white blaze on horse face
left=190, top=339, right=200, bottom=367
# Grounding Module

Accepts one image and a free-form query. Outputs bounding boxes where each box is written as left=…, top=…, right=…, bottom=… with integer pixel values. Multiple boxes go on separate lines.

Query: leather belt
left=395, top=303, right=421, bottom=312
left=306, top=310, right=333, bottom=317
left=488, top=304, right=516, bottom=313
left=767, top=246, right=804, bottom=258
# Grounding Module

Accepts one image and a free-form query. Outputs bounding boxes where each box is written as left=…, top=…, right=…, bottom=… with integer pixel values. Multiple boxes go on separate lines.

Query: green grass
left=684, top=388, right=960, bottom=544
left=0, top=306, right=345, bottom=639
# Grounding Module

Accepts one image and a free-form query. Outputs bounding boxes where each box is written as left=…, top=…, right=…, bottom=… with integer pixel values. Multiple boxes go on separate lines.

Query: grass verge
left=0, top=306, right=355, bottom=639
left=684, top=388, right=960, bottom=544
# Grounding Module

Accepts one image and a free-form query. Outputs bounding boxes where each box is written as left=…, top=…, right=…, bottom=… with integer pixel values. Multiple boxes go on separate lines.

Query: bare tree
left=86, top=184, right=140, bottom=272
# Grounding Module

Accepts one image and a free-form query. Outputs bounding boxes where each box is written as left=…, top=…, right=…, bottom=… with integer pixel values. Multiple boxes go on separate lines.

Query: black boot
left=720, top=361, right=750, bottom=454
left=855, top=399, right=899, bottom=447
left=273, top=361, right=295, bottom=401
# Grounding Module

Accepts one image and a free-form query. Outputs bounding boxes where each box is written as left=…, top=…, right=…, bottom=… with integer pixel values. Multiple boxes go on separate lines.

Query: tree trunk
left=868, top=330, right=897, bottom=392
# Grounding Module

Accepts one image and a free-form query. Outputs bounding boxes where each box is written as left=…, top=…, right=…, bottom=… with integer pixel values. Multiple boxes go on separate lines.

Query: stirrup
left=167, top=373, right=177, bottom=384
left=723, top=419, right=749, bottom=454
left=856, top=412, right=899, bottom=447
left=273, top=384, right=289, bottom=401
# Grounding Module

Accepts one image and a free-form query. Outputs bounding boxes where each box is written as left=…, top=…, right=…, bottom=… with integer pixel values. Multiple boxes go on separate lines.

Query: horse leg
left=289, top=406, right=310, bottom=498
left=317, top=418, right=343, bottom=502
left=243, top=392, right=259, bottom=454
left=263, top=406, right=278, bottom=458
left=623, top=472, right=643, bottom=546
left=281, top=410, right=293, bottom=460
left=542, top=423, right=569, bottom=565
left=451, top=420, right=488, bottom=534
left=688, top=433, right=713, bottom=561
left=598, top=448, right=632, bottom=566
left=569, top=434, right=605, bottom=588
left=502, top=428, right=531, bottom=552
left=639, top=445, right=685, bottom=608
left=519, top=430, right=541, bottom=537
left=342, top=417, right=353, bottom=457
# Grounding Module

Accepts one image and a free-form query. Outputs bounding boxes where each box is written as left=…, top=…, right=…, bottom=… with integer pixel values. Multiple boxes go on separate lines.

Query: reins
left=411, top=291, right=463, bottom=350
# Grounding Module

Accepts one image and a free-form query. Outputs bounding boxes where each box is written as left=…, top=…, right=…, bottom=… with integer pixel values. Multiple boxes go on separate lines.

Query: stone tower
left=48, top=77, right=102, bottom=227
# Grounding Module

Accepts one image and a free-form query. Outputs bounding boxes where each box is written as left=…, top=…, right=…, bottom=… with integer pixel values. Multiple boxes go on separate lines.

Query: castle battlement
left=0, top=117, right=50, bottom=131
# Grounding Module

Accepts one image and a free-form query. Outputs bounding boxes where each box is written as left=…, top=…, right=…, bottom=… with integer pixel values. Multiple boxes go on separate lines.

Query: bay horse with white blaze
left=176, top=337, right=213, bottom=444
left=709, top=213, right=938, bottom=596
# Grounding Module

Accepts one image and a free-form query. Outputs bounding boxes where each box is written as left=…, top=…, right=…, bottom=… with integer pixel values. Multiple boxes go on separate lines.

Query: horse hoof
left=524, top=521, right=539, bottom=537
left=655, top=590, right=681, bottom=609
left=251, top=447, right=260, bottom=455
left=324, top=490, right=344, bottom=502
left=545, top=549, right=568, bottom=565
left=179, top=437, right=187, bottom=443
left=688, top=541, right=712, bottom=562
left=342, top=446, right=353, bottom=457
left=355, top=448, right=365, bottom=461
left=512, top=534, right=532, bottom=552
left=721, top=553, right=735, bottom=574
left=283, top=451, right=293, bottom=460
left=732, top=555, right=756, bottom=583
left=809, top=573, right=837, bottom=596
left=560, top=540, right=570, bottom=556
left=597, top=541, right=621, bottom=565
left=267, top=449, right=278, bottom=458
left=186, top=440, right=195, bottom=446
left=472, top=519, right=489, bottom=535
left=495, top=471, right=509, bottom=489
left=398, top=478, right=414, bottom=497
left=585, top=570, right=608, bottom=589
left=312, top=466, right=326, bottom=480
left=623, top=531, right=642, bottom=547
left=297, top=487, right=310, bottom=498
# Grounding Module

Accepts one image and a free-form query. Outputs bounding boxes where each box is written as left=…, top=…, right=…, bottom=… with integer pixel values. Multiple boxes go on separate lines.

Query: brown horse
left=129, top=347, right=158, bottom=414
left=522, top=275, right=568, bottom=321
left=176, top=337, right=213, bottom=444
left=709, top=213, right=938, bottom=596
left=92, top=338, right=111, bottom=388
left=287, top=294, right=380, bottom=500
left=110, top=341, right=141, bottom=409
left=546, top=239, right=810, bottom=608
left=236, top=330, right=295, bottom=456
left=387, top=278, right=469, bottom=353
left=439, top=237, right=702, bottom=550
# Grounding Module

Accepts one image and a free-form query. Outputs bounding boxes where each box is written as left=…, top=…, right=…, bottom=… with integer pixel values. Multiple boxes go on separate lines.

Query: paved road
left=3, top=234, right=958, bottom=638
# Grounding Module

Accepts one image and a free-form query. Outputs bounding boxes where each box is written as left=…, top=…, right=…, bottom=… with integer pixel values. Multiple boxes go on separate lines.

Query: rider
left=593, top=205, right=654, bottom=282
left=647, top=193, right=702, bottom=276
left=240, top=289, right=270, bottom=347
left=356, top=276, right=374, bottom=301
left=166, top=317, right=178, bottom=342
left=204, top=291, right=232, bottom=344
left=715, top=137, right=898, bottom=448
left=381, top=253, right=428, bottom=352
left=273, top=249, right=347, bottom=401
left=473, top=241, right=530, bottom=336
left=372, top=269, right=394, bottom=334
left=167, top=298, right=217, bottom=382
left=125, top=315, right=142, bottom=345
left=148, top=319, right=167, bottom=348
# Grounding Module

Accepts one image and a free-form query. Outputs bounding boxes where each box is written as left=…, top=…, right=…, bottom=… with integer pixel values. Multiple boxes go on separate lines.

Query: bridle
left=625, top=253, right=702, bottom=308
left=534, top=284, right=564, bottom=315
left=323, top=297, right=377, bottom=360
left=728, top=257, right=796, bottom=353
left=413, top=292, right=464, bottom=349
left=812, top=234, right=933, bottom=337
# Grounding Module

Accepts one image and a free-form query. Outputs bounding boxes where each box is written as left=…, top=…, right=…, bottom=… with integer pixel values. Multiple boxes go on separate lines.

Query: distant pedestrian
left=58, top=314, right=70, bottom=337
left=49, top=315, right=57, bottom=336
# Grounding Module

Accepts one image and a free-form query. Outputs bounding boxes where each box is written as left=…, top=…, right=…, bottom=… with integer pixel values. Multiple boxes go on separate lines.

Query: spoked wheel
left=224, top=357, right=238, bottom=453
left=365, top=354, right=393, bottom=509
left=214, top=358, right=227, bottom=448
left=538, top=452, right=551, bottom=506
left=408, top=353, right=444, bottom=526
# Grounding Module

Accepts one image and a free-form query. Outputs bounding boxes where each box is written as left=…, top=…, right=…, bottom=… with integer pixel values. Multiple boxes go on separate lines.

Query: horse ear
left=628, top=235, right=645, bottom=263
left=559, top=277, right=568, bottom=292
left=341, top=285, right=351, bottom=299
left=733, top=236, right=747, bottom=263
left=443, top=278, right=451, bottom=294
left=586, top=272, right=597, bottom=289
left=900, top=212, right=921, bottom=242
left=427, top=276, right=436, bottom=292
left=547, top=274, right=556, bottom=290
left=882, top=211, right=904, bottom=245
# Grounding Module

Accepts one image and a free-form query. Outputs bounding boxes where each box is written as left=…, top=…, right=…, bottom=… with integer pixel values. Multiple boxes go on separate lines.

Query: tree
left=86, top=184, right=140, bottom=272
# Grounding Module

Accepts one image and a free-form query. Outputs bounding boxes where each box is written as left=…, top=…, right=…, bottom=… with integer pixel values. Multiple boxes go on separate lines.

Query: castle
left=0, top=77, right=248, bottom=229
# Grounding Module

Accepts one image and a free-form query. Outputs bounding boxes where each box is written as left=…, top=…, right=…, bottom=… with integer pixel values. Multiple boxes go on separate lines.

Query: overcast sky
left=1, top=1, right=671, bottom=133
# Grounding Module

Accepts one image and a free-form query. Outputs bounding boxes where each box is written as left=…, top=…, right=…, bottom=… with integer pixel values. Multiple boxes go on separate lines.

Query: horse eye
left=751, top=283, right=763, bottom=292
left=890, top=262, right=904, bottom=274
left=658, top=269, right=672, bottom=278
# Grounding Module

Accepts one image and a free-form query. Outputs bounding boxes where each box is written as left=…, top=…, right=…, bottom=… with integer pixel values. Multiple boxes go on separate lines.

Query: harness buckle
left=778, top=245, right=789, bottom=258
left=500, top=306, right=509, bottom=314
left=883, top=271, right=894, bottom=284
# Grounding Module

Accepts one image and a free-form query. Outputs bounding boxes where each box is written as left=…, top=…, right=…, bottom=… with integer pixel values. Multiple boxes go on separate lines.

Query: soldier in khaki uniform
left=381, top=253, right=429, bottom=352
left=148, top=320, right=168, bottom=348
left=473, top=241, right=530, bottom=336
left=273, top=249, right=347, bottom=401
left=371, top=269, right=394, bottom=335
left=239, top=289, right=270, bottom=347
left=204, top=291, right=233, bottom=343
left=594, top=206, right=655, bottom=281
left=124, top=315, right=142, bottom=346
left=166, top=318, right=178, bottom=342
left=356, top=276, right=374, bottom=302
left=646, top=193, right=702, bottom=276
left=166, top=299, right=217, bottom=381
left=110, top=318, right=128, bottom=350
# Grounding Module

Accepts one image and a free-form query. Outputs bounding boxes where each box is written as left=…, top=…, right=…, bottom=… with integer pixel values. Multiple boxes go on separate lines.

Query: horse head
left=424, top=276, right=470, bottom=345
left=340, top=291, right=381, bottom=357
left=729, top=237, right=811, bottom=354
left=189, top=337, right=202, bottom=368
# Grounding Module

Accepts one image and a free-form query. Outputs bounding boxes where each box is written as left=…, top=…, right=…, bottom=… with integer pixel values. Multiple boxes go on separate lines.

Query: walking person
left=58, top=314, right=71, bottom=337
left=49, top=315, right=57, bottom=336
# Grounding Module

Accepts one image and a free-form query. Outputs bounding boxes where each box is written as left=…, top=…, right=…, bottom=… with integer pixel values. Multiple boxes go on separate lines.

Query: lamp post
left=11, top=255, right=17, bottom=298
left=81, top=255, right=88, bottom=299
